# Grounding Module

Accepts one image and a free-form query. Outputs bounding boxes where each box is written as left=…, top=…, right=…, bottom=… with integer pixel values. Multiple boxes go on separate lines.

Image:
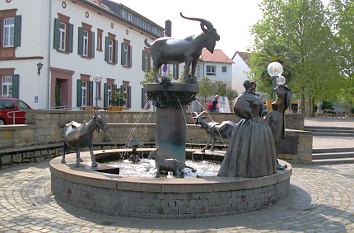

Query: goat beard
left=206, top=41, right=216, bottom=53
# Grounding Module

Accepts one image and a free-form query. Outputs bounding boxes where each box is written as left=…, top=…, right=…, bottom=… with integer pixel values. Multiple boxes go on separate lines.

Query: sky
left=112, top=0, right=263, bottom=59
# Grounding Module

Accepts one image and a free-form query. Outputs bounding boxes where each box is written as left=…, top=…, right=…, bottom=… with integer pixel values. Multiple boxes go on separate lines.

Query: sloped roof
left=82, top=0, right=164, bottom=37
left=199, top=49, right=233, bottom=64
left=232, top=51, right=251, bottom=64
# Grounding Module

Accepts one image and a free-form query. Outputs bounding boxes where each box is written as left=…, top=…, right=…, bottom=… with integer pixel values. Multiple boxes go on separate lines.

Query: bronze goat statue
left=144, top=13, right=220, bottom=83
left=62, top=111, right=108, bottom=167
left=193, top=111, right=236, bottom=152
left=148, top=147, right=185, bottom=178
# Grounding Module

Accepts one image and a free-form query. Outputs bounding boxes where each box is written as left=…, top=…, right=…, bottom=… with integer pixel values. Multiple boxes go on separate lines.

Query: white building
left=231, top=51, right=251, bottom=95
left=0, top=0, right=163, bottom=110
left=195, top=48, right=233, bottom=87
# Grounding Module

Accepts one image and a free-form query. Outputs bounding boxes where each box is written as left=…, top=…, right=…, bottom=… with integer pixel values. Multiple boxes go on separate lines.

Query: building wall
left=196, top=62, right=232, bottom=87
left=0, top=0, right=160, bottom=111
left=232, top=54, right=250, bottom=95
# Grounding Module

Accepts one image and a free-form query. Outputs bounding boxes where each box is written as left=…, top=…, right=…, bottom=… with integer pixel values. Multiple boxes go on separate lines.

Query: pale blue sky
left=113, top=0, right=263, bottom=58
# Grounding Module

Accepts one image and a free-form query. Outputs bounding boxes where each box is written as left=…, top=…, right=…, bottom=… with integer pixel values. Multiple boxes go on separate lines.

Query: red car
left=0, top=97, right=31, bottom=125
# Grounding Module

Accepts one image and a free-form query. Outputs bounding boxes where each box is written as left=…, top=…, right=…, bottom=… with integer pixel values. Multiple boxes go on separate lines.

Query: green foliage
left=111, top=88, right=126, bottom=106
left=329, top=0, right=354, bottom=110
left=198, top=76, right=214, bottom=99
left=250, top=0, right=342, bottom=106
left=141, top=70, right=155, bottom=85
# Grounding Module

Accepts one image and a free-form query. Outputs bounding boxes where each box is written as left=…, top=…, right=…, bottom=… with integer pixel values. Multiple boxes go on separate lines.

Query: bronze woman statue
left=218, top=81, right=277, bottom=178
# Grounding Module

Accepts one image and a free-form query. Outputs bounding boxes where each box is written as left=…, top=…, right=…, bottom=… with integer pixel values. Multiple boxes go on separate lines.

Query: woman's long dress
left=218, top=92, right=277, bottom=178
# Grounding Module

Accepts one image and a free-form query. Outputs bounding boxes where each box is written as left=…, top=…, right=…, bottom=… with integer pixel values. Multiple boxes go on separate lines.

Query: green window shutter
left=104, top=37, right=109, bottom=62
left=142, top=50, right=146, bottom=71
left=103, top=83, right=108, bottom=107
left=90, top=31, right=95, bottom=58
left=68, top=23, right=74, bottom=53
left=141, top=88, right=145, bottom=109
left=77, top=79, right=82, bottom=107
left=14, top=15, right=22, bottom=47
left=121, top=43, right=124, bottom=66
left=129, top=46, right=132, bottom=68
left=127, top=86, right=131, bottom=108
left=53, top=18, right=60, bottom=49
left=12, top=74, right=20, bottom=98
left=89, top=81, right=93, bottom=105
left=78, top=27, right=83, bottom=55
left=114, top=40, right=118, bottom=64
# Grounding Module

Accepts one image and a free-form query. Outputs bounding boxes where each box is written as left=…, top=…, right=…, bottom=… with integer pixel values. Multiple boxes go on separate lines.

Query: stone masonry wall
left=51, top=175, right=290, bottom=219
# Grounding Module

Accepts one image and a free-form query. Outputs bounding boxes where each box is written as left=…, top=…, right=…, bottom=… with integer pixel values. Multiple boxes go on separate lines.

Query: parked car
left=0, top=97, right=31, bottom=125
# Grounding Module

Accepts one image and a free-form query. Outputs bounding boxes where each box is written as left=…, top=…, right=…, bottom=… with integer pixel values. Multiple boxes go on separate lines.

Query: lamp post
left=267, top=62, right=283, bottom=100
left=94, top=74, right=102, bottom=109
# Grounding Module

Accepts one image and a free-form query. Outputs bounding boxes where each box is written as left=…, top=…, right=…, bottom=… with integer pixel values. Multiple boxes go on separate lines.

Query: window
left=107, top=84, right=113, bottom=106
left=108, top=40, right=114, bottom=63
left=78, top=23, right=94, bottom=58
left=1, top=76, right=12, bottom=97
left=105, top=34, right=117, bottom=64
left=97, top=29, right=103, bottom=51
left=3, top=18, right=14, bottom=47
left=121, top=81, right=131, bottom=108
left=58, top=22, right=66, bottom=51
left=142, top=49, right=151, bottom=71
left=81, top=81, right=87, bottom=106
left=0, top=74, right=19, bottom=98
left=121, top=40, right=132, bottom=68
left=222, top=66, right=227, bottom=73
left=82, top=30, right=89, bottom=57
left=206, top=65, right=216, bottom=76
left=54, top=14, right=73, bottom=53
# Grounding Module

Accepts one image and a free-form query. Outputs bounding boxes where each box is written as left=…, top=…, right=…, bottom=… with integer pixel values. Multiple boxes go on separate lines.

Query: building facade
left=231, top=51, right=251, bottom=95
left=0, top=0, right=163, bottom=110
left=195, top=49, right=233, bottom=88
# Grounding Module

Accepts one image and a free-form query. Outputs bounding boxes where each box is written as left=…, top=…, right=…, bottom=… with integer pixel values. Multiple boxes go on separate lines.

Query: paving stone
left=0, top=161, right=353, bottom=232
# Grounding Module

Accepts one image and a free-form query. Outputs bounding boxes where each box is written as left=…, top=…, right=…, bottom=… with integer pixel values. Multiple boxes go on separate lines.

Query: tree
left=198, top=76, right=214, bottom=109
left=329, top=0, right=354, bottom=114
left=250, top=0, right=340, bottom=116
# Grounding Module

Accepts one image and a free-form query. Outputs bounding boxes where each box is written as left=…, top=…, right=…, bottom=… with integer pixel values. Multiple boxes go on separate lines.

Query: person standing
left=211, top=95, right=220, bottom=112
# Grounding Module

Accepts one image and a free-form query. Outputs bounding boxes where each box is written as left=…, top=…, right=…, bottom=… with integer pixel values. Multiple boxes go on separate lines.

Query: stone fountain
left=50, top=13, right=292, bottom=219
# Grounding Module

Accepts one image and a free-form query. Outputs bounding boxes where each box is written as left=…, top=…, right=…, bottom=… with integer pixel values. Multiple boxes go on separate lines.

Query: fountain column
left=145, top=83, right=198, bottom=163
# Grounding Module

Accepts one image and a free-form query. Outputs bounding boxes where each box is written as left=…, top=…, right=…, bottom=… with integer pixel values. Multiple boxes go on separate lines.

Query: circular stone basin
left=50, top=149, right=292, bottom=219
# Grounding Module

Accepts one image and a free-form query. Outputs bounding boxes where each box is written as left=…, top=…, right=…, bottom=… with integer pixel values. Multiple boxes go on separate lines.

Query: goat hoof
left=78, top=158, right=83, bottom=162
left=91, top=162, right=98, bottom=167
left=61, top=159, right=66, bottom=164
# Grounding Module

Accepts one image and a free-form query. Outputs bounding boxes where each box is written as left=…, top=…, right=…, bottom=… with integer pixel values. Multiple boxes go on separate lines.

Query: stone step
left=312, top=157, right=354, bottom=165
left=312, top=151, right=354, bottom=160
left=305, top=126, right=354, bottom=137
left=313, top=147, right=354, bottom=153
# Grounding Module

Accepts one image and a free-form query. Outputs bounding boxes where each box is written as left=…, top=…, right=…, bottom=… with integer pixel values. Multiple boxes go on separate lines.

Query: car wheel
left=0, top=119, right=5, bottom=125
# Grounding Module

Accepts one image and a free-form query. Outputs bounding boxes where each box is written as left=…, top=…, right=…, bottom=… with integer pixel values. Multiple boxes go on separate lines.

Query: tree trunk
left=301, top=87, right=305, bottom=114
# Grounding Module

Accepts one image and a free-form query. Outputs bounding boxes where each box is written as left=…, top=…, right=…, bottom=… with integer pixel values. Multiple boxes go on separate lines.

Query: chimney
left=165, top=20, right=172, bottom=37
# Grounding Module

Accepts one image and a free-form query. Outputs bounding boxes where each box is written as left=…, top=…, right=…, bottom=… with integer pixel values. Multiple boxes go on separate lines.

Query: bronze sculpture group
left=61, top=13, right=292, bottom=179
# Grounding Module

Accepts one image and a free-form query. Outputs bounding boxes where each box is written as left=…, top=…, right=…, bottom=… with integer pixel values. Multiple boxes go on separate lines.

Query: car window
left=0, top=100, right=3, bottom=109
left=1, top=100, right=15, bottom=109
left=17, top=100, right=30, bottom=110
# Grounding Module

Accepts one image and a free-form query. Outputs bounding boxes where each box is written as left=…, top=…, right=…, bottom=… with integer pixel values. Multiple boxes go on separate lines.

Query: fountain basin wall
left=50, top=151, right=291, bottom=219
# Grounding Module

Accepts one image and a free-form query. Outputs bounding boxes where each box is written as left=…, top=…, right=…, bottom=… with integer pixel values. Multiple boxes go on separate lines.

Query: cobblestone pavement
left=0, top=161, right=353, bottom=233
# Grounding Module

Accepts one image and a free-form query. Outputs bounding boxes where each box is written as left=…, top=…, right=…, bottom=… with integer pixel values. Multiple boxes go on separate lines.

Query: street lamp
left=94, top=74, right=102, bottom=109
left=267, top=62, right=283, bottom=100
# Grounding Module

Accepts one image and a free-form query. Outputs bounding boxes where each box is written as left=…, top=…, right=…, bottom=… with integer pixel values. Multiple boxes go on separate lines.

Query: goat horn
left=180, top=12, right=214, bottom=31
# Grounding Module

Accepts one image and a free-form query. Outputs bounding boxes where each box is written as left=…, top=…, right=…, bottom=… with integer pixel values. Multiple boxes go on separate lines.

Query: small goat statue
left=193, top=111, right=236, bottom=152
left=62, top=111, right=108, bottom=167
left=148, top=147, right=196, bottom=178
left=144, top=13, right=220, bottom=84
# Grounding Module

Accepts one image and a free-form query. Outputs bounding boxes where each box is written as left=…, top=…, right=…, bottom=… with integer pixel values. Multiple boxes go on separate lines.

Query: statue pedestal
left=145, top=83, right=198, bottom=163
